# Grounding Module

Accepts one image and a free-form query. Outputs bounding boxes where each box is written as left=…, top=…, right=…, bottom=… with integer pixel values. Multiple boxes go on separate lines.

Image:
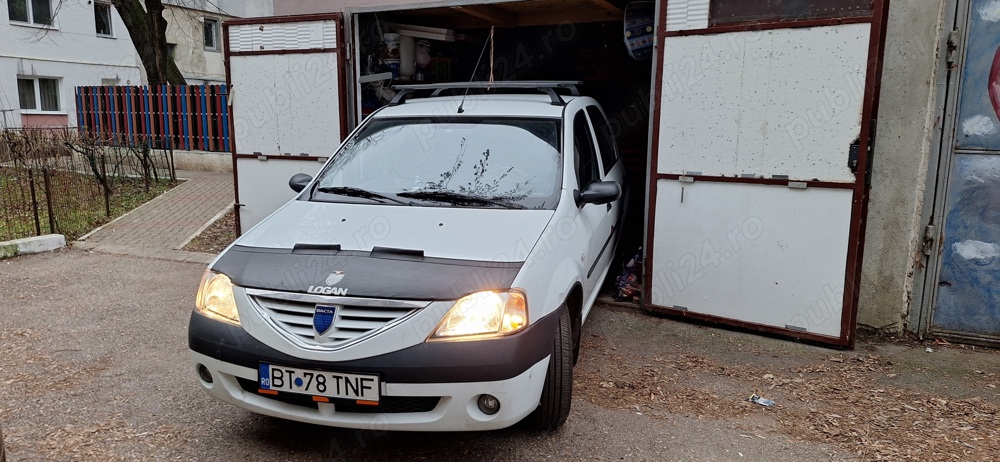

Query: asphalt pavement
left=0, top=250, right=851, bottom=461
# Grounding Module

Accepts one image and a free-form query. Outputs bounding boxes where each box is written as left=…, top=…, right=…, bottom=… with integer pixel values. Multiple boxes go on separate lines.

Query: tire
left=526, top=304, right=573, bottom=431
left=571, top=310, right=582, bottom=366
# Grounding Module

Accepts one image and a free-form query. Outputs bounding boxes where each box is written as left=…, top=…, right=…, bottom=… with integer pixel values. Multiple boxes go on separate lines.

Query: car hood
left=235, top=200, right=554, bottom=262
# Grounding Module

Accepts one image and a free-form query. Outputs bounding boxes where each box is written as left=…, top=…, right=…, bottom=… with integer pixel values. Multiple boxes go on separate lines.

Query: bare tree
left=110, top=0, right=186, bottom=85
left=34, top=1, right=186, bottom=85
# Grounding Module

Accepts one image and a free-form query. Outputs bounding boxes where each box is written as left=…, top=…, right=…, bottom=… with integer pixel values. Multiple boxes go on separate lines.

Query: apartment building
left=1, top=0, right=141, bottom=128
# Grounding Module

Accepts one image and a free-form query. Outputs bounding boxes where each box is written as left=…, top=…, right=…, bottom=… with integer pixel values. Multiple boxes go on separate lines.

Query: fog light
left=477, top=394, right=500, bottom=415
left=197, top=364, right=214, bottom=384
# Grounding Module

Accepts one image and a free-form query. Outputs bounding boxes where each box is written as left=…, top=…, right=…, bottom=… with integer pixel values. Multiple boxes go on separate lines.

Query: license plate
left=258, top=363, right=380, bottom=402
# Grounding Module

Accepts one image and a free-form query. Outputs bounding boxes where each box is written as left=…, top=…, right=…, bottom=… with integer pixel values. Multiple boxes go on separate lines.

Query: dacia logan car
left=189, top=81, right=626, bottom=431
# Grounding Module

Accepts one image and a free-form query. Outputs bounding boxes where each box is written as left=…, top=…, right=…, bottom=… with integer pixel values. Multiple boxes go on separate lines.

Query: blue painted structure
left=931, top=0, right=1000, bottom=341
left=933, top=156, right=1000, bottom=335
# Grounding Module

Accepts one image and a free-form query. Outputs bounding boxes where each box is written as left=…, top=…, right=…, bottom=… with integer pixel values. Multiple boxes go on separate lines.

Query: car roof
left=371, top=94, right=587, bottom=119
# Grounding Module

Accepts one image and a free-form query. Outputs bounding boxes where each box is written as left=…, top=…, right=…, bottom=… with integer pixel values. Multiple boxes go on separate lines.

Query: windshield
left=312, top=117, right=563, bottom=209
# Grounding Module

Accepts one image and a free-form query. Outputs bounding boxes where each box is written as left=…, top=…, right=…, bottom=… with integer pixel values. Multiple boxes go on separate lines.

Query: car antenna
left=457, top=26, right=495, bottom=114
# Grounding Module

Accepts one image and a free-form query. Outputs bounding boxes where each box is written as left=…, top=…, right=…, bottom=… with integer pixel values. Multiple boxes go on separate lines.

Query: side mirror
left=574, top=181, right=621, bottom=207
left=289, top=173, right=313, bottom=193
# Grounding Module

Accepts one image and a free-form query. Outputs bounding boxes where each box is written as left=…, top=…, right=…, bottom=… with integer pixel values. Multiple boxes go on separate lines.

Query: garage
left=226, top=1, right=890, bottom=348
left=348, top=0, right=655, bottom=264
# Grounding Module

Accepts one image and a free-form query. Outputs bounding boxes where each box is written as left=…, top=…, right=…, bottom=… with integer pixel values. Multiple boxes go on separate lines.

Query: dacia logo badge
left=325, top=271, right=345, bottom=286
left=313, top=306, right=337, bottom=336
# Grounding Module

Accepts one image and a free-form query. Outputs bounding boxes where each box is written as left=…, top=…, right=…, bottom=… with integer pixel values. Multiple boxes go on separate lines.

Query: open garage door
left=349, top=1, right=655, bottom=259
left=644, top=1, right=889, bottom=347
left=224, top=14, right=349, bottom=233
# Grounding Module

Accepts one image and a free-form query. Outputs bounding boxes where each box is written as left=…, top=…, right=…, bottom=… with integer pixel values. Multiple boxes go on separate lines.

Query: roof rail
left=389, top=81, right=583, bottom=107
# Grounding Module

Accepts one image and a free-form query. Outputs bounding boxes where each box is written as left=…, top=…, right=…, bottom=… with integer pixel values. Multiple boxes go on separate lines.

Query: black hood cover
left=212, top=245, right=524, bottom=300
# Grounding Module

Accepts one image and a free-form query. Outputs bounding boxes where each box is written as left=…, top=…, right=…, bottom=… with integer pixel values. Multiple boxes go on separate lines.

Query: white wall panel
left=657, top=23, right=870, bottom=182
left=665, top=0, right=710, bottom=31
left=229, top=20, right=338, bottom=53
left=230, top=53, right=342, bottom=156
left=649, top=180, right=854, bottom=337
left=237, top=158, right=326, bottom=231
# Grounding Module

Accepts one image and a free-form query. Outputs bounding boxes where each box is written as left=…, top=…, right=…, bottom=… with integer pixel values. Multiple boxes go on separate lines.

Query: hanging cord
left=374, top=12, right=384, bottom=39
left=457, top=26, right=495, bottom=114
left=489, top=27, right=495, bottom=86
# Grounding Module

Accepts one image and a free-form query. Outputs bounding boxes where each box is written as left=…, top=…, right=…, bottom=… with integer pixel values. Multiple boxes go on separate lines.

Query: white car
left=188, top=81, right=626, bottom=431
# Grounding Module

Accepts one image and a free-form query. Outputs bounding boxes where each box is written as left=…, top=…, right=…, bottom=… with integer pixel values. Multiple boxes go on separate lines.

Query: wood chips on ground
left=575, top=332, right=1000, bottom=461
left=183, top=209, right=236, bottom=254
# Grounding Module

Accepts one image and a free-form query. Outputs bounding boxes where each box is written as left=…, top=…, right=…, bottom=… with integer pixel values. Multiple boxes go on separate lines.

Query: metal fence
left=0, top=128, right=176, bottom=242
left=75, top=85, right=231, bottom=152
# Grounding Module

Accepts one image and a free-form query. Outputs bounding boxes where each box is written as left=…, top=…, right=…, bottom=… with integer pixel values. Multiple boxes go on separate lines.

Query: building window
left=17, top=77, right=60, bottom=112
left=204, top=18, right=219, bottom=51
left=94, top=2, right=113, bottom=36
left=8, top=0, right=53, bottom=26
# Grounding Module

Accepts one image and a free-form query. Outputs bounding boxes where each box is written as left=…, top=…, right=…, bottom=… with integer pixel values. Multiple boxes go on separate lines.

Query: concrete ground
left=1, top=250, right=997, bottom=461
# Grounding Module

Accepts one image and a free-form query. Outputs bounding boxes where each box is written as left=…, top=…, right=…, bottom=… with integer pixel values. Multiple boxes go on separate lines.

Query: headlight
left=429, top=290, right=528, bottom=341
left=195, top=270, right=240, bottom=326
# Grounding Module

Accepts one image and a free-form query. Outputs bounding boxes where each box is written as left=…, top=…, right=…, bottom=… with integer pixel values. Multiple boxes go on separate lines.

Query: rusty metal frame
left=223, top=13, right=349, bottom=235
left=642, top=0, right=891, bottom=348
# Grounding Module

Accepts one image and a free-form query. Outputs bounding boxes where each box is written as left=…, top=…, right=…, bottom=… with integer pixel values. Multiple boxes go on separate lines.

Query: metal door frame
left=911, top=0, right=999, bottom=345
left=642, top=0, right=891, bottom=347
left=223, top=13, right=350, bottom=233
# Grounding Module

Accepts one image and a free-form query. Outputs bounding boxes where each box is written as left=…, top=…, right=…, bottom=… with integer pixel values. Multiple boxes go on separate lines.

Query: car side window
left=586, top=106, right=619, bottom=175
left=573, top=111, right=601, bottom=190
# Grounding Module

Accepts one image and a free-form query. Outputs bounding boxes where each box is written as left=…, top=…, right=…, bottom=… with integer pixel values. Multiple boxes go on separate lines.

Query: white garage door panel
left=230, top=53, right=342, bottom=157
left=231, top=54, right=279, bottom=155
left=276, top=53, right=342, bottom=156
left=650, top=180, right=854, bottom=337
left=657, top=23, right=870, bottom=182
left=237, top=158, right=326, bottom=231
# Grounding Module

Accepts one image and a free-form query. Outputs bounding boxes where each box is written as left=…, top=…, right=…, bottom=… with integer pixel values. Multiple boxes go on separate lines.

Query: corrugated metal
left=75, top=85, right=230, bottom=152
left=709, top=0, right=872, bottom=25
left=666, top=0, right=710, bottom=32
left=229, top=20, right=337, bottom=53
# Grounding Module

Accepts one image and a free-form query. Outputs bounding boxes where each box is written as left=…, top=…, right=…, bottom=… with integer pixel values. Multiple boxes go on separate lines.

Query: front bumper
left=188, top=310, right=558, bottom=431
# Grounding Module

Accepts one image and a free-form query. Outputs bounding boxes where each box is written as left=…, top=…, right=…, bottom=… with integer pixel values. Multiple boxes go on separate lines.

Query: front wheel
left=525, top=304, right=573, bottom=431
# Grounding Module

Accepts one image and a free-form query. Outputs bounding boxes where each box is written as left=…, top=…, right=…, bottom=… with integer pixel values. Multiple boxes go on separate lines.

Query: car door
left=586, top=104, right=626, bottom=242
left=571, top=109, right=617, bottom=301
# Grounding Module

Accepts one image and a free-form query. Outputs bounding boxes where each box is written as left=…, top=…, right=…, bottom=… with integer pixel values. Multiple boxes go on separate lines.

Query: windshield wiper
left=314, top=186, right=412, bottom=206
left=397, top=190, right=524, bottom=209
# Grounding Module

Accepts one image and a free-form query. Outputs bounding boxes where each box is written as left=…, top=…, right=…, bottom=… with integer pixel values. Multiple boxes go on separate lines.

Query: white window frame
left=204, top=17, right=220, bottom=51
left=17, top=76, right=63, bottom=114
left=94, top=1, right=114, bottom=37
left=7, top=0, right=56, bottom=28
